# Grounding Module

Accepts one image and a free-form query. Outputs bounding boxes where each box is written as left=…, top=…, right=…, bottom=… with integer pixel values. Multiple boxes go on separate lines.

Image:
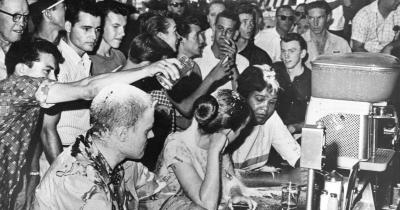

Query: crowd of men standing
left=1, top=0, right=400, bottom=209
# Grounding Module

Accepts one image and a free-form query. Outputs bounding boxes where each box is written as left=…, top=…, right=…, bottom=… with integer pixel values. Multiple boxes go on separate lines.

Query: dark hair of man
left=206, top=0, right=225, bottom=15
left=142, top=14, right=173, bottom=36
left=128, top=33, right=175, bottom=63
left=65, top=0, right=102, bottom=26
left=237, top=66, right=271, bottom=99
left=167, top=0, right=179, bottom=4
left=176, top=16, right=201, bottom=39
left=236, top=3, right=254, bottom=16
left=305, top=1, right=332, bottom=16
left=96, top=0, right=129, bottom=18
left=215, top=10, right=240, bottom=30
left=276, top=5, right=293, bottom=16
left=296, top=3, right=306, bottom=10
left=281, top=33, right=307, bottom=51
left=6, top=38, right=65, bottom=76
left=30, top=1, right=60, bottom=28
left=31, top=13, right=44, bottom=29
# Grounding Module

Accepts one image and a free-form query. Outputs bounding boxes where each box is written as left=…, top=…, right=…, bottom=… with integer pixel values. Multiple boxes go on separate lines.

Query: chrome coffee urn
left=301, top=53, right=400, bottom=210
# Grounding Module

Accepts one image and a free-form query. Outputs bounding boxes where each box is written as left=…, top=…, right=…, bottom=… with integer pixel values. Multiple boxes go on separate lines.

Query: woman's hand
left=145, top=58, right=182, bottom=80
left=228, top=195, right=257, bottom=210
left=210, top=114, right=250, bottom=154
left=209, top=133, right=229, bottom=154
left=225, top=116, right=251, bottom=144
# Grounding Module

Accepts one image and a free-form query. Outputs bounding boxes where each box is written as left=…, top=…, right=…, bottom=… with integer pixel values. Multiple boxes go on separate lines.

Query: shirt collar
left=303, top=30, right=333, bottom=43
left=58, top=40, right=91, bottom=65
left=73, top=134, right=123, bottom=186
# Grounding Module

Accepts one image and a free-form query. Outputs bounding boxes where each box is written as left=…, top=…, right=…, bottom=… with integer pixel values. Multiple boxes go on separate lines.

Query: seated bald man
left=34, top=84, right=164, bottom=210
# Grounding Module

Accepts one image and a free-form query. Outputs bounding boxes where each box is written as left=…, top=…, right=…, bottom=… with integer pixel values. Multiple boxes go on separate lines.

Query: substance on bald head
left=90, top=84, right=153, bottom=134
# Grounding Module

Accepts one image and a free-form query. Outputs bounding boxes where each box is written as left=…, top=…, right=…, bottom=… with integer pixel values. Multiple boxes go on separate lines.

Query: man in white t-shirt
left=231, top=64, right=301, bottom=171
left=195, top=10, right=249, bottom=92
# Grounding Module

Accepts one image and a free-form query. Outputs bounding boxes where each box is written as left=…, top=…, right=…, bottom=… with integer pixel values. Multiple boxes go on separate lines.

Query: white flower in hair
left=253, top=64, right=280, bottom=93
left=254, top=64, right=275, bottom=81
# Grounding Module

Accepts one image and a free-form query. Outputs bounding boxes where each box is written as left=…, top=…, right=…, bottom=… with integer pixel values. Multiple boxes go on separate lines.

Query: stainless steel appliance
left=305, top=53, right=400, bottom=169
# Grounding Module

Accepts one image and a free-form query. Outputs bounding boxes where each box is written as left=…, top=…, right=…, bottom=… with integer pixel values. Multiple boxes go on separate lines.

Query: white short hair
left=90, top=84, right=153, bottom=134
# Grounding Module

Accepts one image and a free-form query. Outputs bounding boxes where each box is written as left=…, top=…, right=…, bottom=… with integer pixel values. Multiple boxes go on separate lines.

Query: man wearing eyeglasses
left=255, top=5, right=295, bottom=62
left=167, top=0, right=186, bottom=19
left=204, top=1, right=226, bottom=46
left=0, top=0, right=29, bottom=81
left=30, top=0, right=66, bottom=44
left=302, top=1, right=350, bottom=68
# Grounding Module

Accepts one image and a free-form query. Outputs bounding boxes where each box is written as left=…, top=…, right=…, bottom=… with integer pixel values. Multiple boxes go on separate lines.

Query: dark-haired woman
left=153, top=89, right=257, bottom=210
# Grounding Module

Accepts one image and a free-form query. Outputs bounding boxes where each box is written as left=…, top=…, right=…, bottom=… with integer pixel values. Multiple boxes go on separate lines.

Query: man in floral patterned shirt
left=34, top=84, right=164, bottom=210
left=0, top=38, right=180, bottom=209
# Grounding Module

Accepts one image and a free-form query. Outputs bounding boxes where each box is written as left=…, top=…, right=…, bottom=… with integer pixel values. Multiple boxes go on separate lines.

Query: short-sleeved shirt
left=351, top=1, right=400, bottom=53
left=90, top=49, right=126, bottom=76
left=274, top=62, right=311, bottom=125
left=254, top=27, right=282, bottom=62
left=0, top=75, right=53, bottom=209
left=57, top=40, right=92, bottom=146
left=231, top=111, right=301, bottom=170
left=154, top=124, right=235, bottom=209
left=239, top=41, right=272, bottom=66
left=34, top=135, right=163, bottom=210
left=302, top=30, right=351, bottom=68
left=194, top=45, right=249, bottom=92
left=157, top=129, right=208, bottom=195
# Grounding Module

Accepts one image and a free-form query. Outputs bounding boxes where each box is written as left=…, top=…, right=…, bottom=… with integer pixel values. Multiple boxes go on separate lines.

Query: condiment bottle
left=319, top=190, right=329, bottom=210
left=328, top=193, right=339, bottom=210
left=324, top=170, right=343, bottom=210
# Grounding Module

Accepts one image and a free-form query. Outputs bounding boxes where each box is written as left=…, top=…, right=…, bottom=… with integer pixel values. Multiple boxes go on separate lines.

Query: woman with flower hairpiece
left=149, top=89, right=258, bottom=210
left=229, top=64, right=306, bottom=184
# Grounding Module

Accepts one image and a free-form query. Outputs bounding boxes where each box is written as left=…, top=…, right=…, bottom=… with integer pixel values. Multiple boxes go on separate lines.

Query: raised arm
left=43, top=59, right=181, bottom=104
left=169, top=60, right=232, bottom=117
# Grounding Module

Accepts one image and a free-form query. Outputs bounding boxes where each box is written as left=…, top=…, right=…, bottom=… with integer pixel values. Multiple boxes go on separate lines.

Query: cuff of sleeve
left=35, top=80, right=56, bottom=108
